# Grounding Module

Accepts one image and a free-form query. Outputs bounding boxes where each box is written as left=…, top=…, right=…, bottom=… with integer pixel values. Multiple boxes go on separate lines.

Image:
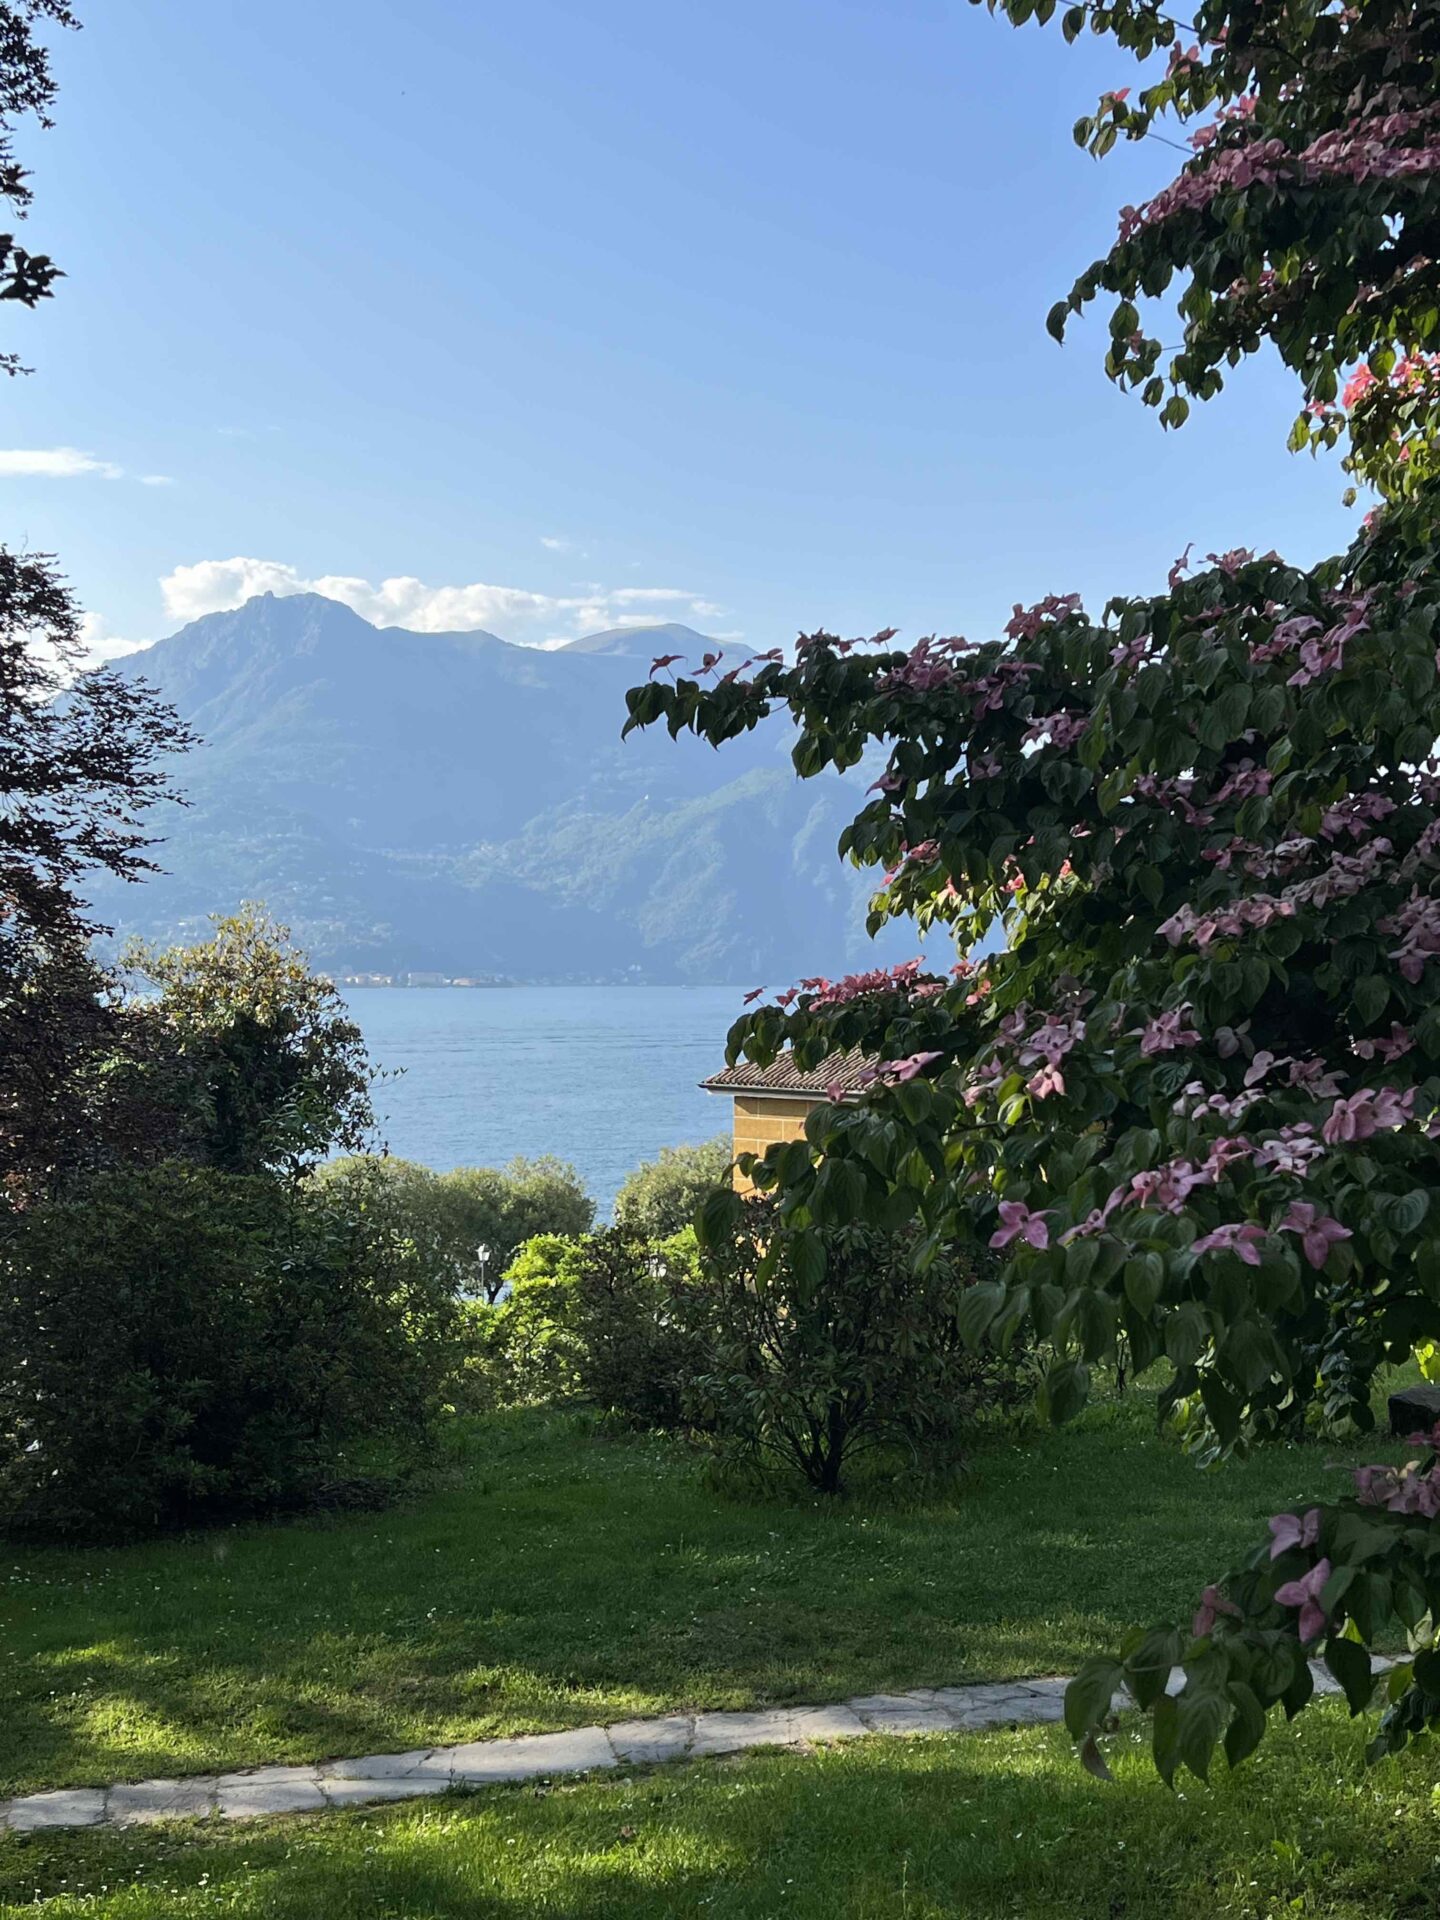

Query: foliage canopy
left=628, top=0, right=1440, bottom=1779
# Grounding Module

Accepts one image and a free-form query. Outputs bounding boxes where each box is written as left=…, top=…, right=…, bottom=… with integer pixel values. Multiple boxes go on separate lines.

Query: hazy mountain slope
left=87, top=592, right=920, bottom=982
left=554, top=622, right=712, bottom=657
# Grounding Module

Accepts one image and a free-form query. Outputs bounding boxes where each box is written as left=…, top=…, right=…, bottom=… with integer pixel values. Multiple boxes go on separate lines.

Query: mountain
left=88, top=592, right=921, bottom=983
left=554, top=622, right=712, bottom=657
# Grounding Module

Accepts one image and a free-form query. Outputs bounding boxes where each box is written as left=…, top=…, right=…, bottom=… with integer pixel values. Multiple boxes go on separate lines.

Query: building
left=700, top=1047, right=873, bottom=1192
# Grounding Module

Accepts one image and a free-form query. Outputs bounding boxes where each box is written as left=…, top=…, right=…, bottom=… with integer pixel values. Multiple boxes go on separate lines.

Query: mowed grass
left=2, top=1708, right=1437, bottom=1919
left=0, top=1395, right=1409, bottom=1797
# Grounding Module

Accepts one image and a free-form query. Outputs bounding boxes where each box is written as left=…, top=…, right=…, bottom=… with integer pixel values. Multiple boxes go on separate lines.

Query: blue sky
left=7, top=0, right=1356, bottom=660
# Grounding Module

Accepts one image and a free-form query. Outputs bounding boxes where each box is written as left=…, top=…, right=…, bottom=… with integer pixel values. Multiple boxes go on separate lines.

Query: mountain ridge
left=90, top=592, right=917, bottom=983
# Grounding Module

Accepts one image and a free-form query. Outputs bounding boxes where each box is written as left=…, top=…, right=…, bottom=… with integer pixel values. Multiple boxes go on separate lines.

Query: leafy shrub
left=0, top=1160, right=458, bottom=1539
left=456, top=1227, right=706, bottom=1426
left=613, top=1137, right=732, bottom=1241
left=455, top=1236, right=585, bottom=1409
left=564, top=1226, right=708, bottom=1429
left=692, top=1202, right=1029, bottom=1493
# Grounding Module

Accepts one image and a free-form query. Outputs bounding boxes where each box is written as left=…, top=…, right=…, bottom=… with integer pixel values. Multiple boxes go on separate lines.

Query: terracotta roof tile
left=700, top=1046, right=874, bottom=1098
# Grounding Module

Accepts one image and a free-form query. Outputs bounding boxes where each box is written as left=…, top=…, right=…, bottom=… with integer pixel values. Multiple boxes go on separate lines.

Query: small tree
left=613, top=1136, right=732, bottom=1240
left=123, top=907, right=374, bottom=1176
left=692, top=1203, right=1019, bottom=1494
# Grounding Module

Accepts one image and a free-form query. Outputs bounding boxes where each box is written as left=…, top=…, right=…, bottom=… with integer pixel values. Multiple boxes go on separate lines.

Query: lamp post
left=476, top=1242, right=492, bottom=1301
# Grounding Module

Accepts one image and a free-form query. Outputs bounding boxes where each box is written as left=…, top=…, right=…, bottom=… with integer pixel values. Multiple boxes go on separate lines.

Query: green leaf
left=1038, top=1357, right=1090, bottom=1426
left=1324, top=1636, right=1374, bottom=1716
left=1412, top=1647, right=1440, bottom=1698
left=955, top=1280, right=1007, bottom=1349
left=789, top=1231, right=827, bottom=1297
left=695, top=1184, right=742, bottom=1251
left=1152, top=1691, right=1181, bottom=1789
left=1125, top=1627, right=1183, bottom=1710
left=1353, top=974, right=1389, bottom=1026
left=1223, top=1681, right=1267, bottom=1769
left=1065, top=1657, right=1123, bottom=1739
left=1175, top=1687, right=1229, bottom=1782
left=1123, top=1252, right=1164, bottom=1315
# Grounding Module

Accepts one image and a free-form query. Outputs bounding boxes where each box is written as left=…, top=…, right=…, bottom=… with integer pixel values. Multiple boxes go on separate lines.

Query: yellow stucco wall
left=730, top=1094, right=818, bottom=1192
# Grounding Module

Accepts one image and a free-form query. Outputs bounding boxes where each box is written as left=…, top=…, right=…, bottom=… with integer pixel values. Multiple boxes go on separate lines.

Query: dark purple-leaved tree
left=625, top=0, right=1440, bottom=1782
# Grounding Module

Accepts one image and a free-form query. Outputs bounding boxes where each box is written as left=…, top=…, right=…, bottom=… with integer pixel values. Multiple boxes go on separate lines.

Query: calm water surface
left=342, top=985, right=745, bottom=1211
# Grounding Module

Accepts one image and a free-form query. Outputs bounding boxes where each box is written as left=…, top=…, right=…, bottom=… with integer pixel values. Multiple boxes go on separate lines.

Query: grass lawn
left=1, top=1391, right=1410, bottom=1799
left=1, top=1708, right=1436, bottom=1918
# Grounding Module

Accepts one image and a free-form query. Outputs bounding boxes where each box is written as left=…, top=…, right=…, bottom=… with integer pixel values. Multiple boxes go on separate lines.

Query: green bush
left=613, top=1137, right=731, bottom=1240
left=564, top=1226, right=708, bottom=1429
left=314, top=1154, right=595, bottom=1300
left=457, top=1228, right=706, bottom=1426
left=693, top=1203, right=1030, bottom=1494
left=0, top=1161, right=458, bottom=1539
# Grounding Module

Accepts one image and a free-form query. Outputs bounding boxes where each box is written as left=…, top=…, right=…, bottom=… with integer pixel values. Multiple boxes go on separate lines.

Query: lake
left=341, top=984, right=747, bottom=1212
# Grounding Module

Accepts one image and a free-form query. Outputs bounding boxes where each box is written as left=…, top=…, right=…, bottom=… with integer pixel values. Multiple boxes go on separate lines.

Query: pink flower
left=1137, top=1007, right=1202, bottom=1056
left=880, top=1050, right=944, bottom=1084
left=1027, top=1063, right=1066, bottom=1099
left=1274, top=1558, right=1332, bottom=1644
left=1322, top=1086, right=1415, bottom=1143
left=1193, top=1583, right=1241, bottom=1638
left=1268, top=1508, right=1321, bottom=1559
left=743, top=986, right=766, bottom=1005
left=1191, top=1222, right=1268, bottom=1265
left=1278, top=1202, right=1352, bottom=1270
left=990, top=1201, right=1053, bottom=1251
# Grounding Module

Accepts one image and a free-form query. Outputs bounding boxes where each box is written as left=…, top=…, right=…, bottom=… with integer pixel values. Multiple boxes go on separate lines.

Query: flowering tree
left=624, top=0, right=1440, bottom=1780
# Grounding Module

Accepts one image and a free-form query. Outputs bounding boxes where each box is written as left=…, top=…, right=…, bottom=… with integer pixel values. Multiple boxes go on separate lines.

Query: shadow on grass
left=1, top=1399, right=1411, bottom=1796
left=2, top=1712, right=1438, bottom=1920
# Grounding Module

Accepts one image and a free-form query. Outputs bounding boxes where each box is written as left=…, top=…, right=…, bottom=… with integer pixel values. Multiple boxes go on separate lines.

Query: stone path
left=0, top=1664, right=1359, bottom=1833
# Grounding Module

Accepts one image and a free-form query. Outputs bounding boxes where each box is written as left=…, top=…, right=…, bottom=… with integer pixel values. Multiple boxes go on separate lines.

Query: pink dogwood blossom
left=1269, top=1508, right=1321, bottom=1559
left=1191, top=1222, right=1268, bottom=1264
left=990, top=1201, right=1053, bottom=1250
left=1279, top=1202, right=1352, bottom=1270
left=1274, top=1557, right=1333, bottom=1643
left=1193, top=1583, right=1241, bottom=1638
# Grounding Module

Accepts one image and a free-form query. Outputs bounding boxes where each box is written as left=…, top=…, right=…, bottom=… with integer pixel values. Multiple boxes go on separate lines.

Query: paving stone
left=7, top=1789, right=107, bottom=1832
left=447, top=1725, right=615, bottom=1784
left=787, top=1703, right=868, bottom=1744
left=319, top=1774, right=452, bottom=1808
left=1015, top=1676, right=1070, bottom=1701
left=928, top=1684, right=1046, bottom=1729
left=325, top=1748, right=450, bottom=1783
left=216, top=1766, right=325, bottom=1820
left=846, top=1693, right=955, bottom=1735
left=22, top=1663, right=1311, bottom=1834
left=606, top=1714, right=694, bottom=1764
left=108, top=1778, right=217, bottom=1825
left=690, top=1710, right=800, bottom=1756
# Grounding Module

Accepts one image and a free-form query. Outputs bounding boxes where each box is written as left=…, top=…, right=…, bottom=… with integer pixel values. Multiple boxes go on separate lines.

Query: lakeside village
left=334, top=970, right=513, bottom=988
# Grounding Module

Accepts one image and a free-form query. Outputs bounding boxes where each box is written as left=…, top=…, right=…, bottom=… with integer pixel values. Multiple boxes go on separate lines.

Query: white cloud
left=77, top=610, right=148, bottom=666
left=539, top=535, right=571, bottom=551
left=158, top=557, right=727, bottom=647
left=0, top=446, right=124, bottom=479
left=0, top=446, right=174, bottom=485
